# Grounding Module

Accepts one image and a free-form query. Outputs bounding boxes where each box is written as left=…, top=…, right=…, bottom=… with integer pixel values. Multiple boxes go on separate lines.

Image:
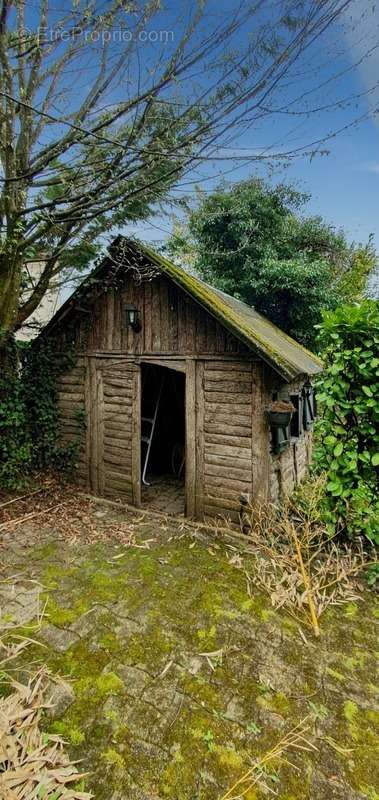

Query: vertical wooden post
left=84, top=357, right=92, bottom=490
left=251, top=362, right=270, bottom=502
left=89, top=357, right=99, bottom=493
left=185, top=359, right=196, bottom=517
left=132, top=365, right=141, bottom=507
left=195, top=360, right=204, bottom=519
left=106, top=290, right=114, bottom=351
left=97, top=367, right=105, bottom=496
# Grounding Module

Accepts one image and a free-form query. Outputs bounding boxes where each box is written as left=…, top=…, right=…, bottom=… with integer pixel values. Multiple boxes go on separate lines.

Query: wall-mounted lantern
left=302, top=379, right=315, bottom=430
left=125, top=305, right=141, bottom=333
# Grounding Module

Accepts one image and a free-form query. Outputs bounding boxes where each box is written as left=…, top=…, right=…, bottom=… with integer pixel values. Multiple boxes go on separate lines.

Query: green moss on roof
left=41, top=236, right=323, bottom=382
left=137, top=240, right=323, bottom=382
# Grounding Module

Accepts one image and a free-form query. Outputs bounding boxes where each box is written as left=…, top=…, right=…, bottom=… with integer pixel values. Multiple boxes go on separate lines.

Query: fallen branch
left=0, top=503, right=64, bottom=531
left=79, top=492, right=243, bottom=541
left=0, top=485, right=50, bottom=510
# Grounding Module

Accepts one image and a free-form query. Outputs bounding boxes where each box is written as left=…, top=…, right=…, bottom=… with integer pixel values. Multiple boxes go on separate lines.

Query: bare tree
left=0, top=0, right=374, bottom=346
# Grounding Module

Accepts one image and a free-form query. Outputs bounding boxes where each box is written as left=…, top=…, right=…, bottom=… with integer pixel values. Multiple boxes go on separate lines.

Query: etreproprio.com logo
left=19, top=27, right=175, bottom=44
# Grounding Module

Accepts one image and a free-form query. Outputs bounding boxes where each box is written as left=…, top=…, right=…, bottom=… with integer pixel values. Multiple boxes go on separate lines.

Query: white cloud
left=360, top=161, right=379, bottom=173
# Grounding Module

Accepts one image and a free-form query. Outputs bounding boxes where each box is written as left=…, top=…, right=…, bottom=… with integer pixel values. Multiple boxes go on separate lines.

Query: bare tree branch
left=0, top=0, right=376, bottom=337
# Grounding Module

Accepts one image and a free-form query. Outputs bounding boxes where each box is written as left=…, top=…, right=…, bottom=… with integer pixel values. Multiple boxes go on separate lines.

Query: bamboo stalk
left=220, top=719, right=315, bottom=800
left=289, top=522, right=320, bottom=637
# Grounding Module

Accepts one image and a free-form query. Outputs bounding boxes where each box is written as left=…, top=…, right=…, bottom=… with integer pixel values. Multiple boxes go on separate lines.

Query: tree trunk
left=0, top=330, right=17, bottom=370
left=0, top=252, right=22, bottom=394
left=0, top=252, right=22, bottom=344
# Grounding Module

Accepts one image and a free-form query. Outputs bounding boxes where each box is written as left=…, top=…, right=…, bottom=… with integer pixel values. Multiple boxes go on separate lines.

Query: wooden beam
left=137, top=356, right=186, bottom=373
left=195, top=360, right=204, bottom=519
left=251, top=362, right=270, bottom=501
left=185, top=359, right=196, bottom=517
left=97, top=367, right=105, bottom=496
left=89, top=358, right=99, bottom=493
left=84, top=357, right=91, bottom=490
left=67, top=351, right=257, bottom=362
left=132, top=366, right=141, bottom=507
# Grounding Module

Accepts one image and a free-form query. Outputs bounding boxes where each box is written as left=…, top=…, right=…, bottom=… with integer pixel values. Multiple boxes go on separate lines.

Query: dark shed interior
left=140, top=364, right=185, bottom=513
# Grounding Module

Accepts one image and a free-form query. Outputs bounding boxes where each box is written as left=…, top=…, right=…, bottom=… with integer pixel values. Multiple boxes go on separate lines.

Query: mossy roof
left=43, top=236, right=323, bottom=382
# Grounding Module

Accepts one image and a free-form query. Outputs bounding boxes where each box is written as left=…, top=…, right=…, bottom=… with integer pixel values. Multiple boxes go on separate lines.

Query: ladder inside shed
left=141, top=373, right=165, bottom=485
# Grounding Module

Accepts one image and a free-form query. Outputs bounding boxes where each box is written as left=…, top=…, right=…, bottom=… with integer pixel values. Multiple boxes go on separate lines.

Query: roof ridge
left=134, top=238, right=323, bottom=380
left=38, top=235, right=323, bottom=381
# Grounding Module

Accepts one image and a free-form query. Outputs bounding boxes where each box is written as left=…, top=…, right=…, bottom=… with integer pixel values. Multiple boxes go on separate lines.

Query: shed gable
left=41, top=236, right=322, bottom=380
left=59, top=271, right=248, bottom=357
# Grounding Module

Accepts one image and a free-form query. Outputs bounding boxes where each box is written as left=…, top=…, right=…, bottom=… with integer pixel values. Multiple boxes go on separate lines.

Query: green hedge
left=315, top=301, right=379, bottom=545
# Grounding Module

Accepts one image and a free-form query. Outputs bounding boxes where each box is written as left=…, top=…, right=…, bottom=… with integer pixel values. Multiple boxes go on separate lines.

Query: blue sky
left=49, top=0, right=378, bottom=304
left=286, top=0, right=379, bottom=250
left=20, top=1, right=379, bottom=256
left=127, top=0, right=379, bottom=260
left=269, top=116, right=378, bottom=247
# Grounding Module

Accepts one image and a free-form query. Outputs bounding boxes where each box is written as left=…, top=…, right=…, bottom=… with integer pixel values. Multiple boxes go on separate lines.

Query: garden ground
left=0, top=493, right=378, bottom=800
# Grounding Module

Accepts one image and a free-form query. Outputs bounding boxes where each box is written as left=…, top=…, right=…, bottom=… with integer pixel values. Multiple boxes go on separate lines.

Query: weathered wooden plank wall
left=198, top=360, right=254, bottom=520
left=82, top=274, right=247, bottom=356
left=54, top=269, right=318, bottom=519
left=56, top=358, right=87, bottom=482
left=53, top=266, right=315, bottom=519
left=251, top=362, right=271, bottom=502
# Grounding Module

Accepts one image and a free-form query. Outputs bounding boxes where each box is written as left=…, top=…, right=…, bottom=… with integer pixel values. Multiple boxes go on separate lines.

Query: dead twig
left=0, top=503, right=65, bottom=531
left=0, top=485, right=50, bottom=510
left=220, top=718, right=316, bottom=800
left=288, top=522, right=320, bottom=638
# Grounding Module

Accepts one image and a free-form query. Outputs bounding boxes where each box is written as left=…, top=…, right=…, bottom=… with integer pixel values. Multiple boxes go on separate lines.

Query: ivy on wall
left=0, top=332, right=85, bottom=491
left=0, top=255, right=121, bottom=492
left=22, top=334, right=84, bottom=471
left=0, top=338, right=31, bottom=489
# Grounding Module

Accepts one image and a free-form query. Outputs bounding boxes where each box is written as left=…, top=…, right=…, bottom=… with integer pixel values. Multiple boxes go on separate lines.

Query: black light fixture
left=302, top=378, right=315, bottom=429
left=303, top=378, right=312, bottom=394
left=125, top=304, right=141, bottom=333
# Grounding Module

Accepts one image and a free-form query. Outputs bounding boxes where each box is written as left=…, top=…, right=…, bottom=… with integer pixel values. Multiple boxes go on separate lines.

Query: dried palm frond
left=0, top=578, right=92, bottom=800
left=0, top=666, right=92, bottom=800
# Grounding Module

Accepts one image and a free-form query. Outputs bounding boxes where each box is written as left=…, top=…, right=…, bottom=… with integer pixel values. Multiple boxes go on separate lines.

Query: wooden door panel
left=95, top=360, right=140, bottom=504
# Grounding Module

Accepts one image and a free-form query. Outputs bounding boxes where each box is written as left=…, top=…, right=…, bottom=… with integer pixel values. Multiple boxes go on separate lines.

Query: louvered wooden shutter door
left=96, top=361, right=140, bottom=504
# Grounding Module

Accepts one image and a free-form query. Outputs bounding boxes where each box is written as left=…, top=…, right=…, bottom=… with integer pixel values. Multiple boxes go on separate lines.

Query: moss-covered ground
left=2, top=502, right=378, bottom=800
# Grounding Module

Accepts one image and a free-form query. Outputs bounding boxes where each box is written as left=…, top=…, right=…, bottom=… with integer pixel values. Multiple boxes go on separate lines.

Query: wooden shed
left=41, top=237, right=323, bottom=520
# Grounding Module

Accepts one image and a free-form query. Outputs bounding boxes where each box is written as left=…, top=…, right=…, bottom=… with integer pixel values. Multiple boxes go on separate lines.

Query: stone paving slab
left=0, top=583, right=41, bottom=627
left=1, top=505, right=378, bottom=800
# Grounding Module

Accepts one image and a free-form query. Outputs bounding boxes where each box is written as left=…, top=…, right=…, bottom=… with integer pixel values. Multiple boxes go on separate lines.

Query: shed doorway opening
left=140, top=364, right=185, bottom=515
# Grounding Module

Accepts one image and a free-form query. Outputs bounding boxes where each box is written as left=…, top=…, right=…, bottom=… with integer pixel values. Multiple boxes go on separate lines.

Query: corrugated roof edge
left=38, top=235, right=323, bottom=382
